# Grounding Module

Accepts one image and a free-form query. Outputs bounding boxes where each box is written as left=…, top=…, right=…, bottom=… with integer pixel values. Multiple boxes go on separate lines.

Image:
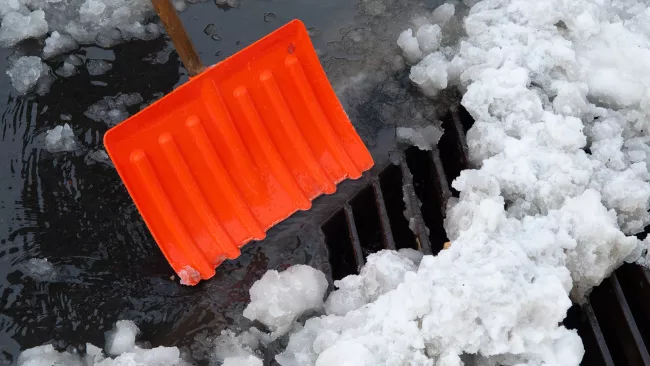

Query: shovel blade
left=104, top=19, right=373, bottom=285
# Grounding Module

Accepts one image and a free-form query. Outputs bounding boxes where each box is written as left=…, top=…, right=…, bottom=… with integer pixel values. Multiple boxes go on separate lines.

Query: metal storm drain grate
left=320, top=106, right=650, bottom=365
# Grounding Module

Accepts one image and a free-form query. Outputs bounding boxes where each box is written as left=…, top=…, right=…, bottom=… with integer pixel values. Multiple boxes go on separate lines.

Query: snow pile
left=45, top=123, right=77, bottom=153
left=243, top=265, right=329, bottom=337
left=6, top=56, right=50, bottom=95
left=17, top=320, right=187, bottom=365
left=0, top=0, right=160, bottom=93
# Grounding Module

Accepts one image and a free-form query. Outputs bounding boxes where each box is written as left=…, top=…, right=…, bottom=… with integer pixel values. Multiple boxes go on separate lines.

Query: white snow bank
left=45, top=123, right=77, bottom=153
left=17, top=320, right=186, bottom=365
left=243, top=264, right=328, bottom=337
left=6, top=56, right=50, bottom=95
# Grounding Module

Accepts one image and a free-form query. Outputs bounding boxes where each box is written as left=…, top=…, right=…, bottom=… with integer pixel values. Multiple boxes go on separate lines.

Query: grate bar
left=343, top=202, right=365, bottom=271
left=371, top=177, right=397, bottom=250
left=609, top=273, right=650, bottom=365
left=583, top=302, right=616, bottom=366
left=398, top=154, right=433, bottom=255
left=430, top=148, right=452, bottom=217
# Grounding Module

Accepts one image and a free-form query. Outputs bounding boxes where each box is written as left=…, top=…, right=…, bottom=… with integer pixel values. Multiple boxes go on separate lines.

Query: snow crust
left=17, top=320, right=186, bottom=365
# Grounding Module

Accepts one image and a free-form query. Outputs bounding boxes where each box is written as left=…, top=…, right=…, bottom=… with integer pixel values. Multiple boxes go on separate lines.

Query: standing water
left=0, top=0, right=450, bottom=363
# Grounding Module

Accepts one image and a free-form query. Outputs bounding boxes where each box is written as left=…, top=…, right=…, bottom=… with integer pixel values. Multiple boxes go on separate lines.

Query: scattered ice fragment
left=243, top=264, right=328, bottom=337
left=105, top=320, right=139, bottom=356
left=215, top=0, right=240, bottom=8
left=56, top=62, right=77, bottom=78
left=213, top=329, right=261, bottom=362
left=173, top=0, right=187, bottom=11
left=222, top=355, right=263, bottom=366
left=84, top=93, right=143, bottom=125
left=7, top=56, right=50, bottom=95
left=19, top=258, right=56, bottom=281
left=86, top=59, right=113, bottom=76
left=18, top=320, right=185, bottom=365
left=45, top=124, right=77, bottom=153
left=43, top=31, right=78, bottom=59
left=178, top=265, right=201, bottom=285
left=85, top=149, right=112, bottom=166
left=396, top=125, right=443, bottom=150
left=396, top=29, right=421, bottom=64
left=203, top=23, right=217, bottom=35
left=431, top=3, right=455, bottom=26
left=0, top=0, right=26, bottom=18
left=415, top=24, right=441, bottom=53
left=0, top=10, right=48, bottom=47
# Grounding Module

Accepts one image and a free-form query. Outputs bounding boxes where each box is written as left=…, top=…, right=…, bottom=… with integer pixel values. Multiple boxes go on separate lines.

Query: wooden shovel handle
left=151, top=0, right=205, bottom=76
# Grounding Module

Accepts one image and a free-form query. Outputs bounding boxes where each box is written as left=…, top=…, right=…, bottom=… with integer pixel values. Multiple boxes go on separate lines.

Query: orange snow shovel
left=103, top=0, right=374, bottom=285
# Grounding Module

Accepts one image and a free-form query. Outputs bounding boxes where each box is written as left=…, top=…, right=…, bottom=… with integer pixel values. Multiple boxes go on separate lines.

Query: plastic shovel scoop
left=103, top=0, right=374, bottom=285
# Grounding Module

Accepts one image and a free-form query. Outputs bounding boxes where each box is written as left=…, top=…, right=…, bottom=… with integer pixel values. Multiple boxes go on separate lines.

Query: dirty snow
left=17, top=320, right=186, bottom=365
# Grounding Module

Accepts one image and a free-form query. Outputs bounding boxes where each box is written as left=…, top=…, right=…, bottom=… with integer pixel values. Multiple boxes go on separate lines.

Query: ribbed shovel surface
left=104, top=19, right=374, bottom=285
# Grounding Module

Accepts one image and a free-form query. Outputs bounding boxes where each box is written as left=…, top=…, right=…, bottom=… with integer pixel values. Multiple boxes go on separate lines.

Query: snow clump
left=243, top=264, right=329, bottom=338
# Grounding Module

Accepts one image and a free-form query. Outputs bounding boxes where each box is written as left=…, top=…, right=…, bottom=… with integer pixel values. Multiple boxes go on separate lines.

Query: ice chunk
left=17, top=345, right=84, bottom=366
left=0, top=10, right=48, bottom=47
left=0, top=0, right=26, bottom=18
left=45, top=123, right=77, bottom=153
left=397, top=29, right=422, bottom=64
left=43, top=31, right=78, bottom=59
left=19, top=258, right=56, bottom=281
left=315, top=342, right=375, bottom=366
left=431, top=3, right=455, bottom=26
left=408, top=52, right=449, bottom=97
left=84, top=93, right=143, bottom=125
left=173, top=0, right=187, bottom=11
left=223, top=355, right=263, bottom=366
left=87, top=59, right=113, bottom=76
left=396, top=125, right=444, bottom=150
left=105, top=320, right=139, bottom=356
left=243, top=265, right=328, bottom=337
left=415, top=24, right=441, bottom=53
left=7, top=56, right=50, bottom=95
left=212, top=329, right=261, bottom=362
left=215, top=0, right=240, bottom=8
left=56, top=62, right=77, bottom=78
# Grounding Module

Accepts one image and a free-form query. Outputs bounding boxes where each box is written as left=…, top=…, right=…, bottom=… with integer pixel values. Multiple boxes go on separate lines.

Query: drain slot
left=350, top=186, right=386, bottom=257
left=378, top=164, right=418, bottom=250
left=322, top=210, right=360, bottom=281
left=404, top=147, right=449, bottom=254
